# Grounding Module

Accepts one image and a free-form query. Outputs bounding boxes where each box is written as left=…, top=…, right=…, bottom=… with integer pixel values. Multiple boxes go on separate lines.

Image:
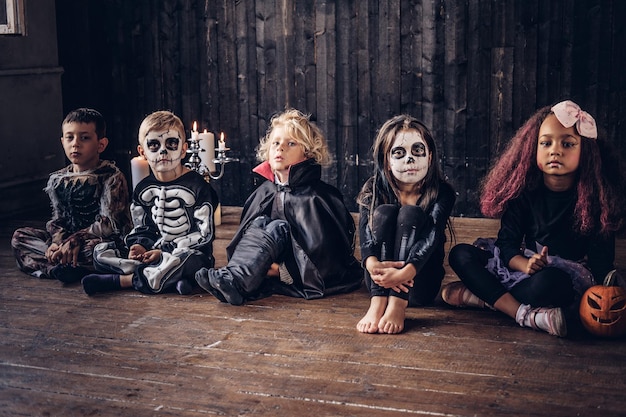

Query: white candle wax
left=191, top=121, right=198, bottom=140
left=198, top=130, right=216, bottom=172
left=130, top=156, right=150, bottom=190
left=214, top=203, right=222, bottom=226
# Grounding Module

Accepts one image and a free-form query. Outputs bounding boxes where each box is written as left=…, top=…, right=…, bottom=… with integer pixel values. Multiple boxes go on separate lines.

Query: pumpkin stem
left=603, top=269, right=617, bottom=287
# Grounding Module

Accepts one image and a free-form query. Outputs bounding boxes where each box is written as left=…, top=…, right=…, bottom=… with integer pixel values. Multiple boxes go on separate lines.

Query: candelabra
left=185, top=135, right=238, bottom=180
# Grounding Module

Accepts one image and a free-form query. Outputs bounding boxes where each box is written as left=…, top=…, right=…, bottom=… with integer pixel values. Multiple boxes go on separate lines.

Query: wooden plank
left=355, top=0, right=375, bottom=196
left=293, top=0, right=316, bottom=114
left=232, top=0, right=258, bottom=204
left=442, top=0, right=468, bottom=215
left=314, top=0, right=338, bottom=185
left=336, top=1, right=359, bottom=209
left=275, top=0, right=295, bottom=108
left=512, top=0, right=538, bottom=127
left=2, top=208, right=626, bottom=417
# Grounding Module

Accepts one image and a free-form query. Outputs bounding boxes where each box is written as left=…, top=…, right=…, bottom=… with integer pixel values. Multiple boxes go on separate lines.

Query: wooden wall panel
left=57, top=0, right=626, bottom=216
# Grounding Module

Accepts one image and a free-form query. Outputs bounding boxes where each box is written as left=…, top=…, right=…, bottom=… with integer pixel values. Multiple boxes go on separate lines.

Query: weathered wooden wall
left=0, top=0, right=64, bottom=218
left=56, top=0, right=626, bottom=215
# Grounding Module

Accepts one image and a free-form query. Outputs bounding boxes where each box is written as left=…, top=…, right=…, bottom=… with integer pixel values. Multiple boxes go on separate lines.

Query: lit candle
left=198, top=129, right=216, bottom=172
left=218, top=132, right=226, bottom=151
left=191, top=121, right=199, bottom=141
left=130, top=156, right=150, bottom=190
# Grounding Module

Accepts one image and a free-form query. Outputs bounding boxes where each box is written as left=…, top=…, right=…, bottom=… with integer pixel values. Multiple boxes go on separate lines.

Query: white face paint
left=389, top=130, right=430, bottom=186
left=142, top=129, right=185, bottom=174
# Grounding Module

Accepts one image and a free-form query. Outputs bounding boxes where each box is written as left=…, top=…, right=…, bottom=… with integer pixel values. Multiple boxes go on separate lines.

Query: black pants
left=448, top=243, right=575, bottom=308
left=366, top=204, right=444, bottom=306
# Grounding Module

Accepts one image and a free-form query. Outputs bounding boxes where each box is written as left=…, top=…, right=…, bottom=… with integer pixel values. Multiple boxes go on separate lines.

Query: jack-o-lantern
left=579, top=270, right=626, bottom=338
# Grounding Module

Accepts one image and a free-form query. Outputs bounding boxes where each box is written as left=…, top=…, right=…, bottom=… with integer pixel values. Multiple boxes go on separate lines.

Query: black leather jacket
left=227, top=159, right=363, bottom=299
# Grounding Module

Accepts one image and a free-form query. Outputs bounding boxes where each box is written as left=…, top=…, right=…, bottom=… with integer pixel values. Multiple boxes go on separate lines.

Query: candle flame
left=193, top=121, right=197, bottom=132
left=220, top=132, right=225, bottom=141
left=203, top=129, right=208, bottom=133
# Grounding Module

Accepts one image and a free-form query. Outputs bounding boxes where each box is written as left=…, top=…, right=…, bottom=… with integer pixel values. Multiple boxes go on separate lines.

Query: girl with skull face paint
left=356, top=115, right=456, bottom=334
left=82, top=111, right=219, bottom=295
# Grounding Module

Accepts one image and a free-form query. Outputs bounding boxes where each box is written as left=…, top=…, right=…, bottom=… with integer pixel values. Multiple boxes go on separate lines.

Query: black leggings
left=448, top=243, right=575, bottom=308
left=366, top=204, right=444, bottom=306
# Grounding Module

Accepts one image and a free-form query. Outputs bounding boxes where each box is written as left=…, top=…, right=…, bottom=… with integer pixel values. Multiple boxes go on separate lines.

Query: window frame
left=0, top=0, right=24, bottom=35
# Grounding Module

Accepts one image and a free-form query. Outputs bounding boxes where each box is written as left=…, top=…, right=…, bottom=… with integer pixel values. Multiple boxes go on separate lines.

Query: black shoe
left=209, top=269, right=245, bottom=306
left=50, top=265, right=90, bottom=284
left=195, top=268, right=227, bottom=302
left=175, top=279, right=193, bottom=295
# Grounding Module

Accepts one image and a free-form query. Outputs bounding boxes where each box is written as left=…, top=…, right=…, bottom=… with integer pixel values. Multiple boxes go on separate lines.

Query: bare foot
left=357, top=296, right=388, bottom=333
left=378, top=296, right=408, bottom=334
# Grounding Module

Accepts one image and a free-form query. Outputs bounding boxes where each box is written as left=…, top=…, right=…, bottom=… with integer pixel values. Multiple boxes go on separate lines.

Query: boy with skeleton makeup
left=82, top=111, right=219, bottom=295
left=11, top=108, right=131, bottom=283
left=356, top=115, right=456, bottom=334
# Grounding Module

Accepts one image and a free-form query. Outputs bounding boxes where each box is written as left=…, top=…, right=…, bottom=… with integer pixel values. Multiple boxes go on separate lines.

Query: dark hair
left=480, top=104, right=626, bottom=235
left=357, top=114, right=455, bottom=243
left=62, top=108, right=107, bottom=138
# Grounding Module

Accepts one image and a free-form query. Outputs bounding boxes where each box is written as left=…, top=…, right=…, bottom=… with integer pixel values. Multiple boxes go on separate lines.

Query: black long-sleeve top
left=495, top=183, right=615, bottom=283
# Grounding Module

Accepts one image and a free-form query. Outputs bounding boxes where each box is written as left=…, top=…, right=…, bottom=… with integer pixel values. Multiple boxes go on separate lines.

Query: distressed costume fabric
left=11, top=160, right=131, bottom=278
left=93, top=170, right=218, bottom=294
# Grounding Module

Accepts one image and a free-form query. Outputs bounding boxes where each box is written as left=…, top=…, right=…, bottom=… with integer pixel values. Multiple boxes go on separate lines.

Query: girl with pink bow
left=441, top=100, right=626, bottom=337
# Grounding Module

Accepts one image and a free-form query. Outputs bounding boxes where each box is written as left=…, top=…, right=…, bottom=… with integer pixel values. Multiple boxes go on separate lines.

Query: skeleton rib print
left=139, top=185, right=196, bottom=243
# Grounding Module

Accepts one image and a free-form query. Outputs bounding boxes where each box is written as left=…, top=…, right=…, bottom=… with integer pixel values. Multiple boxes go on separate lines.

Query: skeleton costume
left=11, top=160, right=132, bottom=278
left=93, top=170, right=218, bottom=294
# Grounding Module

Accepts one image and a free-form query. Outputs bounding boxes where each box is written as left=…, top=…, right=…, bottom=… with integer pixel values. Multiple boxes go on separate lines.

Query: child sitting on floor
left=442, top=100, right=626, bottom=337
left=11, top=108, right=131, bottom=283
left=82, top=110, right=219, bottom=295
left=195, top=108, right=362, bottom=304
left=356, top=115, right=456, bottom=334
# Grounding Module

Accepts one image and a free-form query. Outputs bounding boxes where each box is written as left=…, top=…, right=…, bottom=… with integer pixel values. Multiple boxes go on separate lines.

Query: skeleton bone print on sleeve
left=139, top=185, right=197, bottom=246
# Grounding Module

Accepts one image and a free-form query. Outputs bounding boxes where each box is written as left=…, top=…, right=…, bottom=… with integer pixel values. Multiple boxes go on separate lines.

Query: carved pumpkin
left=579, top=270, right=626, bottom=338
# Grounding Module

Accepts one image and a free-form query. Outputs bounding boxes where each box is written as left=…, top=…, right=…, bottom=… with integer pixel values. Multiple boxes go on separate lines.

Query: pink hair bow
left=550, top=100, right=598, bottom=139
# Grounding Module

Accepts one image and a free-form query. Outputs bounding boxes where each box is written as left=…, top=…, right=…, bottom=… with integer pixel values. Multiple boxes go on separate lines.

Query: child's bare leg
left=357, top=296, right=388, bottom=333
left=378, top=296, right=408, bottom=334
left=119, top=274, right=133, bottom=288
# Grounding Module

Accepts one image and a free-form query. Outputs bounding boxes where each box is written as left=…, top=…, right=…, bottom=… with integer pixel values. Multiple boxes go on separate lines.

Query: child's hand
left=45, top=243, right=60, bottom=263
left=375, top=265, right=415, bottom=293
left=50, top=238, right=82, bottom=266
left=511, top=246, right=549, bottom=275
left=141, top=249, right=162, bottom=264
left=267, top=263, right=280, bottom=277
left=525, top=246, right=549, bottom=274
left=366, top=257, right=413, bottom=293
left=128, top=244, right=147, bottom=261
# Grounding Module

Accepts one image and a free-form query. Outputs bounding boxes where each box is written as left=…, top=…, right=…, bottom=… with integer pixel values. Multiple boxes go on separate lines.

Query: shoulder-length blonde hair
left=257, top=109, right=330, bottom=165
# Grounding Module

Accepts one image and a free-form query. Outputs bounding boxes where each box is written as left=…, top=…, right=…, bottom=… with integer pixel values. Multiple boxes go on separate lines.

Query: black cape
left=227, top=159, right=363, bottom=299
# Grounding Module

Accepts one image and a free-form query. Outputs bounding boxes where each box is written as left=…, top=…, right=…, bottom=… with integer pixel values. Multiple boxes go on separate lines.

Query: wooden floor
left=2, top=206, right=626, bottom=417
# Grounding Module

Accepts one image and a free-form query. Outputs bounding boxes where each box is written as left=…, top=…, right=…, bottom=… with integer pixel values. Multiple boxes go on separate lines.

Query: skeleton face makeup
left=389, top=130, right=431, bottom=186
left=141, top=129, right=186, bottom=175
